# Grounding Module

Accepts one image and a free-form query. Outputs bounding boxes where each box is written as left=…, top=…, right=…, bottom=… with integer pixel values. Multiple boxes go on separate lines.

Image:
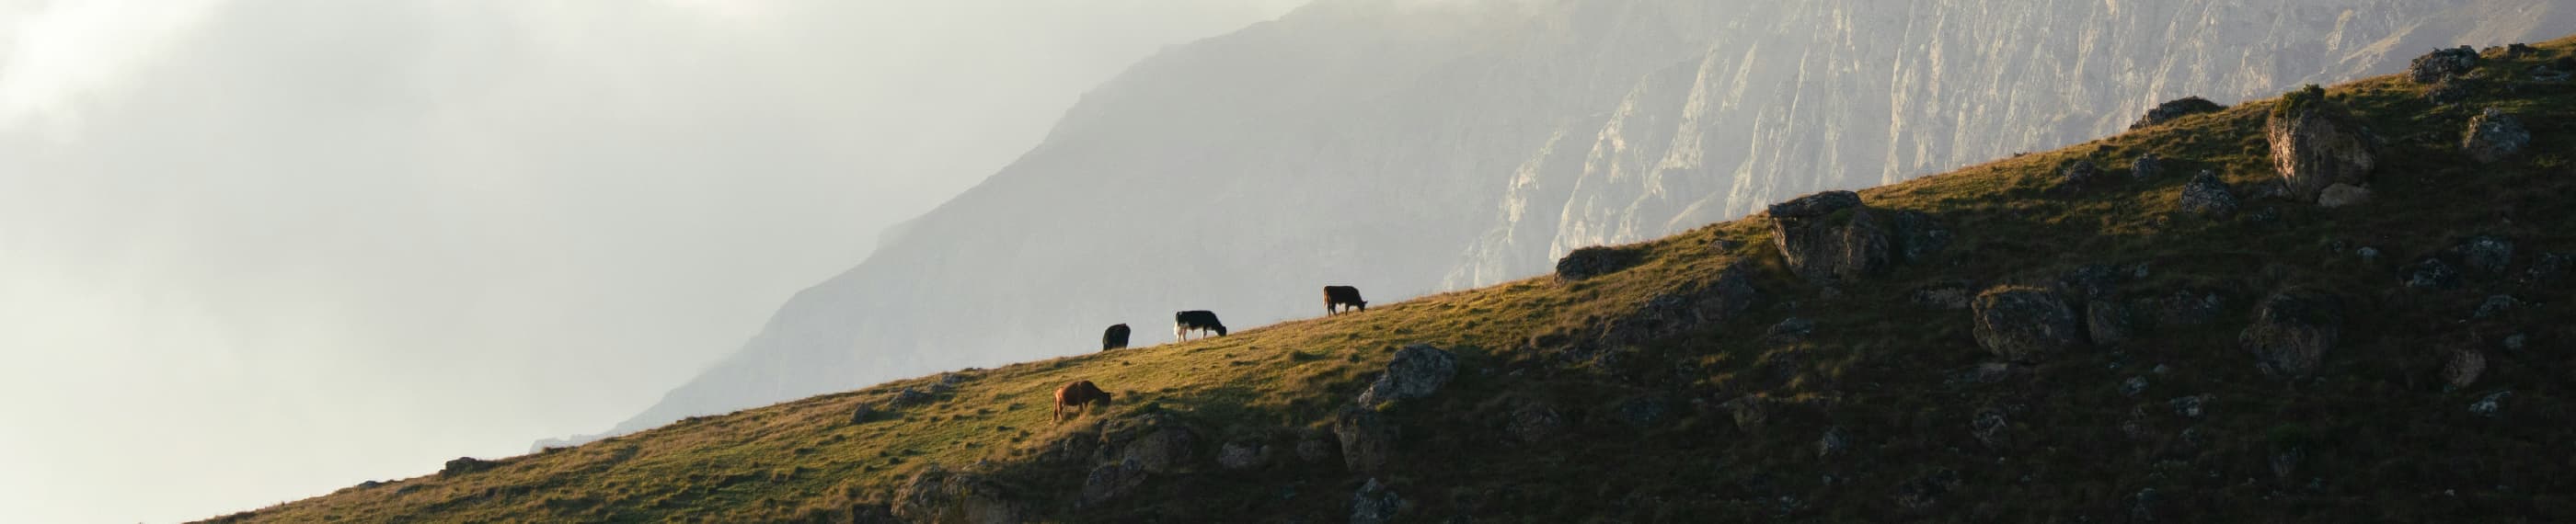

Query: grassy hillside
left=211, top=36, right=2576, bottom=523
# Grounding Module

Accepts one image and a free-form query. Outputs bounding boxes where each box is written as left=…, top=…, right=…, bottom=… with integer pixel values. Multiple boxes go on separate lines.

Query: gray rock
left=1721, top=396, right=1771, bottom=432
left=1971, top=407, right=2010, bottom=450
left=2169, top=395, right=2206, bottom=418
left=2443, top=347, right=2487, bottom=391
left=1890, top=210, right=1953, bottom=264
left=891, top=387, right=936, bottom=408
left=1121, top=426, right=1199, bottom=474
left=891, top=465, right=1026, bottom=524
left=2470, top=391, right=2511, bottom=418
left=1351, top=478, right=1406, bottom=524
left=2465, top=108, right=2531, bottom=164
left=2131, top=487, right=2163, bottom=522
left=2455, top=236, right=2515, bottom=275
left=440, top=457, right=496, bottom=476
left=2086, top=300, right=2132, bottom=347
left=1972, top=286, right=2084, bottom=362
left=1216, top=440, right=1271, bottom=471
left=1556, top=245, right=1644, bottom=280
left=2425, top=76, right=2476, bottom=105
left=1590, top=262, right=1759, bottom=349
left=2131, top=97, right=2225, bottom=130
left=848, top=403, right=878, bottom=425
left=2121, top=376, right=2149, bottom=397
left=2130, top=153, right=2165, bottom=180
left=1294, top=428, right=1340, bottom=464
left=1616, top=396, right=1670, bottom=427
left=1911, top=280, right=1974, bottom=310
left=1818, top=426, right=1853, bottom=459
left=1767, top=190, right=1893, bottom=282
left=2409, top=46, right=2478, bottom=84
left=2317, top=184, right=2371, bottom=208
left=1507, top=402, right=1565, bottom=444
left=2473, top=295, right=2519, bottom=320
left=2523, top=253, right=2572, bottom=284
left=2356, top=246, right=2382, bottom=262
left=1765, top=317, right=1816, bottom=343
left=1947, top=362, right=2027, bottom=386
left=2056, top=159, right=2105, bottom=190
left=1357, top=345, right=1458, bottom=406
left=1335, top=406, right=1398, bottom=473
left=2271, top=446, right=2306, bottom=480
left=1081, top=458, right=1148, bottom=506
left=2404, top=258, right=2462, bottom=290
left=2177, top=170, right=2240, bottom=218
left=2240, top=290, right=2344, bottom=379
left=2151, top=290, right=2229, bottom=326
left=2268, top=86, right=2376, bottom=200
left=2502, top=334, right=2529, bottom=352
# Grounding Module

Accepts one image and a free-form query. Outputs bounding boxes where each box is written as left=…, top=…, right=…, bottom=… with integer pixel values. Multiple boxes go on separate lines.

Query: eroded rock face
left=2176, top=170, right=2239, bottom=218
left=2239, top=290, right=2344, bottom=379
left=891, top=465, right=1026, bottom=524
left=1972, top=287, right=2084, bottom=362
left=1357, top=345, right=1459, bottom=406
left=2131, top=97, right=2226, bottom=130
left=1335, top=406, right=1398, bottom=473
left=2267, top=87, right=2375, bottom=201
left=2409, top=46, right=2478, bottom=84
left=2464, top=108, right=2531, bottom=165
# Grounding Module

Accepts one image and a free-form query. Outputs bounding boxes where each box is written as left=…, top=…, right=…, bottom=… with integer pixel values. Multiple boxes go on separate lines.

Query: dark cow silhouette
left=1101, top=324, right=1131, bottom=351
left=1054, top=380, right=1112, bottom=422
left=1174, top=310, right=1227, bottom=340
left=1324, top=285, right=1367, bottom=315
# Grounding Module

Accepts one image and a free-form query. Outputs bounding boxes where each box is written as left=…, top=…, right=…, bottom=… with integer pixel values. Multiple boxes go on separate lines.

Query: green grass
left=210, top=36, right=2576, bottom=523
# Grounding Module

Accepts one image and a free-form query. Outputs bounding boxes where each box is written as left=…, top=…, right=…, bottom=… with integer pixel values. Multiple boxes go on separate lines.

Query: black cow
left=1101, top=324, right=1131, bottom=351
left=1324, top=285, right=1367, bottom=315
left=1174, top=310, right=1227, bottom=340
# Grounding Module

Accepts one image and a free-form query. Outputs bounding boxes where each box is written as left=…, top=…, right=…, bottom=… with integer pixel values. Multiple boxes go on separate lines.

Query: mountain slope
left=219, top=36, right=2576, bottom=522
left=600, top=0, right=2576, bottom=447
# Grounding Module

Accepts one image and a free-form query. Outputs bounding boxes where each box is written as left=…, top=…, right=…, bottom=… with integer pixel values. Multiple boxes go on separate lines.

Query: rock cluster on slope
left=2463, top=108, right=2531, bottom=164
left=2130, top=97, right=2227, bottom=130
left=2408, top=46, right=2479, bottom=84
left=2266, top=85, right=2376, bottom=202
left=1765, top=190, right=1947, bottom=282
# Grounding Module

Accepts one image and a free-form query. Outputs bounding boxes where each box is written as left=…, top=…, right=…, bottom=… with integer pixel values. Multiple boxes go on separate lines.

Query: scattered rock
left=2317, top=184, right=2371, bottom=208
left=1507, top=402, right=1565, bottom=445
left=2473, top=295, right=2519, bottom=320
left=2131, top=487, right=2164, bottom=522
left=1947, top=362, right=2027, bottom=386
left=2443, top=347, right=2488, bottom=391
left=2271, top=446, right=2306, bottom=480
left=2086, top=300, right=2132, bottom=347
left=1971, top=286, right=2085, bottom=362
left=1356, top=345, right=1458, bottom=406
left=2425, top=77, right=2476, bottom=105
left=440, top=457, right=496, bottom=476
left=1720, top=396, right=1771, bottom=432
left=2523, top=253, right=2572, bottom=284
left=1294, top=428, right=1340, bottom=464
left=1350, top=478, right=1406, bottom=524
left=2408, top=46, right=2478, bottom=84
left=2502, top=333, right=2529, bottom=352
left=1556, top=245, right=1644, bottom=280
left=1767, top=190, right=1892, bottom=282
left=1890, top=210, right=1953, bottom=263
left=2403, top=258, right=2462, bottom=290
left=1334, top=406, right=1398, bottom=473
left=1081, top=458, right=1148, bottom=506
left=891, top=465, right=1026, bottom=524
left=2056, top=159, right=2106, bottom=190
left=2176, top=170, right=2240, bottom=218
left=1616, top=396, right=1671, bottom=427
left=1765, top=317, right=1816, bottom=344
left=2121, top=376, right=2150, bottom=397
left=2501, top=43, right=2538, bottom=58
left=1893, top=469, right=1962, bottom=511
left=2267, top=85, right=2376, bottom=201
left=891, top=387, right=936, bottom=408
left=2130, top=153, right=2165, bottom=180
left=1911, top=280, right=1974, bottom=310
left=2536, top=57, right=2576, bottom=82
left=848, top=403, right=878, bottom=425
left=1818, top=426, right=1853, bottom=459
left=2150, top=290, right=2229, bottom=326
left=2357, top=246, right=2382, bottom=263
left=2454, top=236, right=2515, bottom=275
left=1097, top=414, right=1200, bottom=474
left=2240, top=290, right=2344, bottom=379
left=2463, top=108, right=2531, bottom=164
left=1216, top=441, right=1272, bottom=471
left=2132, top=97, right=2227, bottom=130
left=2169, top=395, right=2206, bottom=418
left=2470, top=391, right=2511, bottom=418
left=1971, top=407, right=2011, bottom=450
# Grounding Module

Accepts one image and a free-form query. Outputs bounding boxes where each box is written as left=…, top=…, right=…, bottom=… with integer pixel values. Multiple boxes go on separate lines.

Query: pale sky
left=0, top=1, right=1305, bottom=521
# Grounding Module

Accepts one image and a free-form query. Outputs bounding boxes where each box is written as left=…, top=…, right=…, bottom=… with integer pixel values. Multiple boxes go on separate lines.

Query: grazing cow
left=1101, top=324, right=1131, bottom=351
left=1324, top=285, right=1367, bottom=315
left=1054, top=380, right=1112, bottom=422
left=1174, top=310, right=1228, bottom=340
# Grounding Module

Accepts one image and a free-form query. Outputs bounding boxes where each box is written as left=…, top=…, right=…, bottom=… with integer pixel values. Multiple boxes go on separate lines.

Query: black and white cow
left=1323, top=285, right=1367, bottom=315
left=1173, top=310, right=1227, bottom=340
left=1101, top=324, right=1131, bottom=351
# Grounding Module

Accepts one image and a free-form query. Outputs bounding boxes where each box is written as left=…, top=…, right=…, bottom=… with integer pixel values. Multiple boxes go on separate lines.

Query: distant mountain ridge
left=589, top=0, right=2574, bottom=443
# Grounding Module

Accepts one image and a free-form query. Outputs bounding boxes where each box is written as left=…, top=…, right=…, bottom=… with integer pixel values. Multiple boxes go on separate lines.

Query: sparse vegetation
left=211, top=37, right=2576, bottom=523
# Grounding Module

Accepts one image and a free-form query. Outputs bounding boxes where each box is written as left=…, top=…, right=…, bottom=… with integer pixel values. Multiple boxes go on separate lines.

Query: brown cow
left=1054, top=380, right=1113, bottom=422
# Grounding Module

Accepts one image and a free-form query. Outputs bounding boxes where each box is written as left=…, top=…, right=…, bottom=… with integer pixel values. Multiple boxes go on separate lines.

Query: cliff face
left=602, top=0, right=2572, bottom=439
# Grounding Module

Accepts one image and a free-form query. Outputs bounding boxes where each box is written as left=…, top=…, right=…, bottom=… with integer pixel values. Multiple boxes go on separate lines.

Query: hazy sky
left=0, top=1, right=1305, bottom=521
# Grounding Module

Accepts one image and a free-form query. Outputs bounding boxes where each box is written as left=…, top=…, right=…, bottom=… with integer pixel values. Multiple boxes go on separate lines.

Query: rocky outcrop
left=1351, top=478, right=1406, bottom=524
left=2130, top=153, right=2165, bottom=180
left=440, top=457, right=496, bottom=476
left=2176, top=170, right=2239, bottom=218
left=2267, top=85, right=2375, bottom=202
left=848, top=403, right=878, bottom=425
left=1294, top=428, right=1340, bottom=464
left=2055, top=159, right=2107, bottom=191
left=2408, top=46, right=2478, bottom=84
left=2463, top=108, right=2530, bottom=164
left=2239, top=290, right=2344, bottom=379
left=891, top=465, right=1026, bottom=524
left=1556, top=245, right=1644, bottom=280
left=1767, top=191, right=1945, bottom=282
left=1581, top=261, right=1760, bottom=351
left=1971, top=286, right=2083, bottom=362
left=2130, top=97, right=2225, bottom=130
left=1215, top=441, right=1272, bottom=471
left=1335, top=406, right=1398, bottom=473
left=1357, top=345, right=1459, bottom=406
left=1101, top=414, right=1199, bottom=474
left=1080, top=459, right=1147, bottom=506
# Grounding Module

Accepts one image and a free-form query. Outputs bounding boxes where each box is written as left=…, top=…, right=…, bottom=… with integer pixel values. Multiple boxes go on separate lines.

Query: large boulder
left=2176, top=170, right=2239, bottom=218
left=2267, top=85, right=2375, bottom=201
left=1334, top=406, right=1398, bottom=473
left=2130, top=97, right=2226, bottom=130
left=1556, top=245, right=1644, bottom=280
left=891, top=465, right=1027, bottom=524
left=1972, top=286, right=2084, bottom=362
left=2239, top=290, right=2344, bottom=379
left=1079, top=458, right=1147, bottom=507
left=1351, top=478, right=1406, bottom=524
left=2130, top=153, right=2166, bottom=180
left=440, top=457, right=497, bottom=476
left=2408, top=46, right=2478, bottom=84
left=1507, top=401, right=1566, bottom=445
left=2463, top=108, right=2531, bottom=165
left=1097, top=414, right=1199, bottom=474
left=1768, top=190, right=1892, bottom=281
left=1356, top=345, right=1458, bottom=406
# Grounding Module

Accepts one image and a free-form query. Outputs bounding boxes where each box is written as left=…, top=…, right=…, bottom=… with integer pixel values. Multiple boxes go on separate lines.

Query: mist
left=0, top=1, right=1304, bottom=521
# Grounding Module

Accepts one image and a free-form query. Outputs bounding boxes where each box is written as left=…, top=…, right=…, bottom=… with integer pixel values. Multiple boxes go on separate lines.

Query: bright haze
left=0, top=1, right=1305, bottom=521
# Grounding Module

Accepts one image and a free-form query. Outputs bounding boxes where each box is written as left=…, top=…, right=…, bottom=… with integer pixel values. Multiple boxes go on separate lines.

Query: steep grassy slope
left=213, top=37, right=2576, bottom=523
